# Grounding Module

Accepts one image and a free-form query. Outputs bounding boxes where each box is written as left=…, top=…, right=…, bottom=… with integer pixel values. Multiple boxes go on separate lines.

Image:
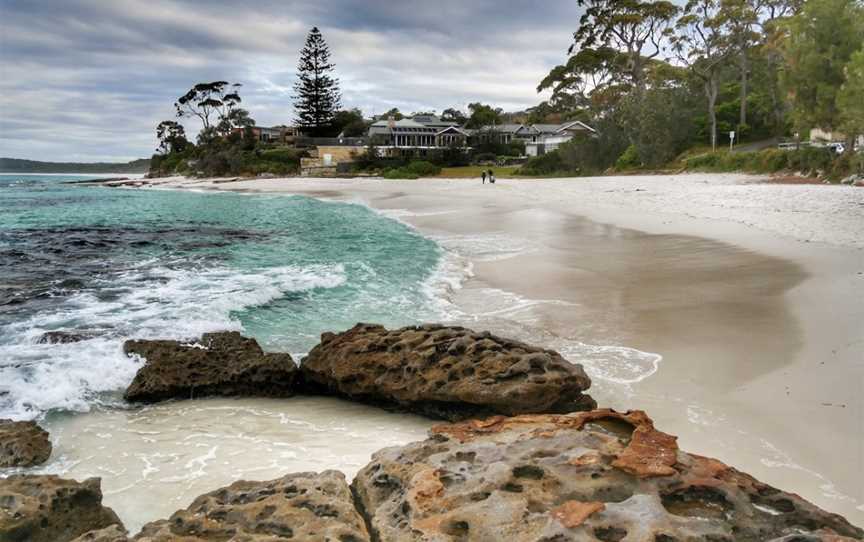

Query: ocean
left=0, top=174, right=445, bottom=421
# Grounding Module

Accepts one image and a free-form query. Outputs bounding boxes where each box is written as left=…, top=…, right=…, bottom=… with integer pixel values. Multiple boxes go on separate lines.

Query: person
left=488, top=169, right=496, bottom=184
left=481, top=170, right=487, bottom=184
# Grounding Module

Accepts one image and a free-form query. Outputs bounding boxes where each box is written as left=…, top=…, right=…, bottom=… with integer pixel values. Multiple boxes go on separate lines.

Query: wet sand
left=175, top=174, right=863, bottom=523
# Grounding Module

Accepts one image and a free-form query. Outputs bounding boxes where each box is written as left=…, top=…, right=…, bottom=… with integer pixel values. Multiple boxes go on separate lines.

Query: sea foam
left=0, top=263, right=345, bottom=420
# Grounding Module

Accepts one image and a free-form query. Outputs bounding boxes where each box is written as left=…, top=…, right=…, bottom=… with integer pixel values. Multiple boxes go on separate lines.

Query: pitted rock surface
left=353, top=409, right=863, bottom=541
left=123, top=331, right=297, bottom=402
left=0, top=475, right=123, bottom=542
left=0, top=418, right=52, bottom=467
left=300, top=323, right=596, bottom=420
left=71, top=525, right=130, bottom=542
left=133, top=470, right=369, bottom=541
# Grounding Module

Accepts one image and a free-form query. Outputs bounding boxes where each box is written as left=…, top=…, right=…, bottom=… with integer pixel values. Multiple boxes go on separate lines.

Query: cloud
left=0, top=0, right=581, bottom=161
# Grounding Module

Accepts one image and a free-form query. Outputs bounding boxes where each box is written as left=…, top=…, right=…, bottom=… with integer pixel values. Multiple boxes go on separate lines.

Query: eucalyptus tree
left=293, top=27, right=342, bottom=136
left=155, top=120, right=188, bottom=154
left=670, top=0, right=734, bottom=150
left=570, top=0, right=680, bottom=92
left=782, top=0, right=864, bottom=144
left=838, top=49, right=864, bottom=144
left=174, top=82, right=243, bottom=131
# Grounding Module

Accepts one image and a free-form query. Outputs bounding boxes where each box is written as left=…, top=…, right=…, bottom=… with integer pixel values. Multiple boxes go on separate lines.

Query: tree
left=216, top=108, right=255, bottom=136
left=440, top=108, right=467, bottom=125
left=571, top=0, right=680, bottom=91
left=155, top=120, right=188, bottom=154
left=838, top=48, right=864, bottom=143
left=465, top=103, right=503, bottom=129
left=538, top=46, right=631, bottom=112
left=331, top=108, right=367, bottom=137
left=175, top=82, right=242, bottom=130
left=670, top=0, right=734, bottom=150
left=376, top=108, right=404, bottom=121
left=293, top=27, right=342, bottom=135
left=782, top=0, right=864, bottom=146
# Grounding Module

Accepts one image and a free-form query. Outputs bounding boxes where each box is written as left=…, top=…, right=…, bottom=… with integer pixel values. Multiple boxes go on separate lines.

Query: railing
left=295, top=136, right=369, bottom=147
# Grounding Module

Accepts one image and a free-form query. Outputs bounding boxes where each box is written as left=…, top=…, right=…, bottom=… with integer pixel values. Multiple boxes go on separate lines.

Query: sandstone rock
left=71, top=525, right=130, bottom=542
left=0, top=418, right=52, bottom=467
left=123, top=331, right=297, bottom=403
left=0, top=475, right=123, bottom=542
left=301, top=323, right=596, bottom=421
left=353, top=409, right=863, bottom=541
left=133, top=470, right=369, bottom=541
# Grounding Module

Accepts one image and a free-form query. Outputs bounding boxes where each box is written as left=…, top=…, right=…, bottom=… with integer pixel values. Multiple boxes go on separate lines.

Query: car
left=826, top=142, right=845, bottom=155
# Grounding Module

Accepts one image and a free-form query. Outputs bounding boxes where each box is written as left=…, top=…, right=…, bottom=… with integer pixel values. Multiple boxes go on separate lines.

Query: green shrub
left=517, top=151, right=566, bottom=176
left=404, top=160, right=441, bottom=177
left=259, top=148, right=303, bottom=165
left=382, top=167, right=420, bottom=179
left=615, top=145, right=641, bottom=170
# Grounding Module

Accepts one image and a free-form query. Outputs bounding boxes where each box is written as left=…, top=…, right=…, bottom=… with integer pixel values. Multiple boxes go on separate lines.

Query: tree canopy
left=293, top=27, right=342, bottom=135
left=175, top=81, right=243, bottom=130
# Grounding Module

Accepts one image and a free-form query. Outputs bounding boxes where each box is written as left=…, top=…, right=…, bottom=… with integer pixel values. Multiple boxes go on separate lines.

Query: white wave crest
left=0, top=264, right=345, bottom=420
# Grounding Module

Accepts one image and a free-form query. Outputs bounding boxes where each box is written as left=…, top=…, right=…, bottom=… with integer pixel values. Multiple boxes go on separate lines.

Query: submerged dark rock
left=300, top=323, right=596, bottom=421
left=123, top=331, right=297, bottom=403
left=37, top=330, right=93, bottom=344
left=0, top=475, right=123, bottom=542
left=134, top=470, right=370, bottom=541
left=0, top=418, right=52, bottom=467
left=353, top=409, right=864, bottom=541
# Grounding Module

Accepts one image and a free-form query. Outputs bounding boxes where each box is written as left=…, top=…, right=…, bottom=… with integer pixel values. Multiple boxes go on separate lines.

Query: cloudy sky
left=0, top=0, right=584, bottom=162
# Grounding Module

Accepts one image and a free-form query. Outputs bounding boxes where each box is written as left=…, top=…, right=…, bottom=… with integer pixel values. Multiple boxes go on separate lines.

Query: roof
left=369, top=115, right=464, bottom=135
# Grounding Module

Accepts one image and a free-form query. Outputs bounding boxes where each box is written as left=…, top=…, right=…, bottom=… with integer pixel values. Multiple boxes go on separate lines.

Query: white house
left=524, top=121, right=597, bottom=157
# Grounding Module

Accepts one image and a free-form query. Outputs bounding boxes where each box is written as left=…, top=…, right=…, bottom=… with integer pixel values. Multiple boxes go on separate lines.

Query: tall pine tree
left=293, top=27, right=341, bottom=136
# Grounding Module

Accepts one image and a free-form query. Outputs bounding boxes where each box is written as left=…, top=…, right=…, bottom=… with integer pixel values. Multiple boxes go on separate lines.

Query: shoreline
left=154, top=173, right=863, bottom=522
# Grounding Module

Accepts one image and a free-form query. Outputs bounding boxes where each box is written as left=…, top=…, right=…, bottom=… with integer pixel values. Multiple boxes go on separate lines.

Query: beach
left=153, top=172, right=864, bottom=523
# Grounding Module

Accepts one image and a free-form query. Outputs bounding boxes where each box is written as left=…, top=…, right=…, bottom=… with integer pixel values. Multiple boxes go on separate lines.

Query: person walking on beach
left=488, top=169, right=496, bottom=184
left=481, top=170, right=487, bottom=184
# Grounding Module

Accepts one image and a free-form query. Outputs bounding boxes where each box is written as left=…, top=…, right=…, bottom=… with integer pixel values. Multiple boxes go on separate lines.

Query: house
left=523, top=122, right=596, bottom=156
left=231, top=125, right=299, bottom=144
left=470, top=121, right=596, bottom=156
left=368, top=115, right=469, bottom=155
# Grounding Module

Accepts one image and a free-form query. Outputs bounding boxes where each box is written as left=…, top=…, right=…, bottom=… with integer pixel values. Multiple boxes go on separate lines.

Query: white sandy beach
left=147, top=172, right=864, bottom=523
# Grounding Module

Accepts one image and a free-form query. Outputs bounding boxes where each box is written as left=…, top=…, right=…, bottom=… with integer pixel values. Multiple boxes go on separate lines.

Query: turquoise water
left=0, top=175, right=444, bottom=419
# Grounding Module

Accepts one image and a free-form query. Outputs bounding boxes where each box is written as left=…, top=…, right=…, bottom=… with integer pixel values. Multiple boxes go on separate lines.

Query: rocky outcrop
left=353, top=409, right=864, bottom=541
left=123, top=331, right=297, bottom=403
left=133, top=470, right=369, bottom=541
left=301, top=323, right=596, bottom=420
left=71, top=525, right=130, bottom=542
left=0, top=475, right=123, bottom=542
left=0, top=419, right=52, bottom=467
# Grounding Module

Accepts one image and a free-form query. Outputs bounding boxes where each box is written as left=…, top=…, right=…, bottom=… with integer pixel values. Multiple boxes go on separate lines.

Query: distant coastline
left=0, top=157, right=150, bottom=174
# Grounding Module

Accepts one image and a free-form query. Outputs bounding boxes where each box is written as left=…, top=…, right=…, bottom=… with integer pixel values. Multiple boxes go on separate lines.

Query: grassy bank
left=681, top=148, right=862, bottom=180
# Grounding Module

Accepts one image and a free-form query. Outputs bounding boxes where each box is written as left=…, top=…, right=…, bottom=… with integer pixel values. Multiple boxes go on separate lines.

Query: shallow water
left=0, top=175, right=443, bottom=420
left=25, top=397, right=431, bottom=533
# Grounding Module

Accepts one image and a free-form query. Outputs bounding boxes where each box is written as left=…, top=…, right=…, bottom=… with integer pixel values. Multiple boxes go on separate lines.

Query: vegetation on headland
left=0, top=157, right=150, bottom=174
left=518, top=0, right=864, bottom=181
left=149, top=1, right=863, bottom=181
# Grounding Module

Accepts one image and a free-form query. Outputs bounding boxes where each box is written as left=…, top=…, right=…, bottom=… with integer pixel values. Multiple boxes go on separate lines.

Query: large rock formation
left=353, top=409, right=864, bottom=541
left=0, top=419, right=52, bottom=467
left=133, top=470, right=369, bottom=541
left=300, top=323, right=596, bottom=420
left=123, top=331, right=297, bottom=403
left=0, top=475, right=123, bottom=542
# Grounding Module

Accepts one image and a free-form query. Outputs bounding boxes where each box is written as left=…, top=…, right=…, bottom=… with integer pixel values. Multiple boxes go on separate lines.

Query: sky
left=0, top=0, right=584, bottom=162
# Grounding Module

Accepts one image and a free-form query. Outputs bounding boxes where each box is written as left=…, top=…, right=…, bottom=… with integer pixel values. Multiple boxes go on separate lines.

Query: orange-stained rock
left=353, top=409, right=864, bottom=541
left=551, top=501, right=605, bottom=528
left=611, top=422, right=678, bottom=477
